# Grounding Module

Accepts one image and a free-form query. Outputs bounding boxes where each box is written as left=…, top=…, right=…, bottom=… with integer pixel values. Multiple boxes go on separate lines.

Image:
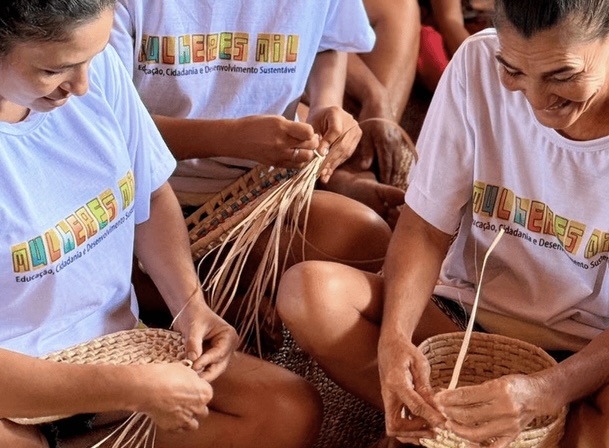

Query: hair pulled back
left=494, top=0, right=609, bottom=41
left=0, top=0, right=115, bottom=57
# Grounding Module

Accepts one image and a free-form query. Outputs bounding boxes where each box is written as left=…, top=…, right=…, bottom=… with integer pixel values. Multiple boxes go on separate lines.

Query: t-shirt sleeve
left=318, top=0, right=376, bottom=53
left=109, top=0, right=137, bottom=78
left=405, top=40, right=476, bottom=235
left=90, top=45, right=177, bottom=225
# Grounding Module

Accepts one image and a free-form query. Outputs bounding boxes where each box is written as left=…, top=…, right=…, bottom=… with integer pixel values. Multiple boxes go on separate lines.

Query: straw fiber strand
left=418, top=332, right=567, bottom=448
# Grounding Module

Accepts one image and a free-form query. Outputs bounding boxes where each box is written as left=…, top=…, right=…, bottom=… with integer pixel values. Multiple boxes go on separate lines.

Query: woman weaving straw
left=0, top=0, right=322, bottom=447
left=109, top=0, right=395, bottom=349
left=277, top=0, right=609, bottom=446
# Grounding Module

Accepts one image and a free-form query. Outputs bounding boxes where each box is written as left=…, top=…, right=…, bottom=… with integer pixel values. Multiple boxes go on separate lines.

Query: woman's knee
left=277, top=261, right=348, bottom=332
left=220, top=355, right=323, bottom=448
left=267, top=373, right=323, bottom=443
left=278, top=261, right=316, bottom=306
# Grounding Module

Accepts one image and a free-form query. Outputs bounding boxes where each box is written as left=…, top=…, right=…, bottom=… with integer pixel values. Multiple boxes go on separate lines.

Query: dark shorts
left=38, top=414, right=97, bottom=448
left=431, top=294, right=485, bottom=332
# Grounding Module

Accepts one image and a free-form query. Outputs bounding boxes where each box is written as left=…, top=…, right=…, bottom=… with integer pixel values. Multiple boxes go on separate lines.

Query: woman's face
left=0, top=7, right=114, bottom=121
left=497, top=21, right=609, bottom=139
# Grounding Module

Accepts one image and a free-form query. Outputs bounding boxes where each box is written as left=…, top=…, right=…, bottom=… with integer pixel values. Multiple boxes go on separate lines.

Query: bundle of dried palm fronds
left=198, top=153, right=324, bottom=352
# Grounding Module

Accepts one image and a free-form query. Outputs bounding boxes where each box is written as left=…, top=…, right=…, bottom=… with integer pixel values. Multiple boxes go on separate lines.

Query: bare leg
left=53, top=354, right=321, bottom=448
left=278, top=261, right=386, bottom=409
left=155, top=352, right=322, bottom=448
left=277, top=261, right=460, bottom=411
left=291, top=190, right=391, bottom=272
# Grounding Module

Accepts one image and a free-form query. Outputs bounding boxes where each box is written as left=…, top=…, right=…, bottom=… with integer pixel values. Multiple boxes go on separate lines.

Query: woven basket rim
left=419, top=331, right=558, bottom=364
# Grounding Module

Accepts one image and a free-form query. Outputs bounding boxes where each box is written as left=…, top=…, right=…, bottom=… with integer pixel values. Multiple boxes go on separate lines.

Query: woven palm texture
left=185, top=164, right=299, bottom=261
left=268, top=328, right=386, bottom=448
left=418, top=332, right=567, bottom=448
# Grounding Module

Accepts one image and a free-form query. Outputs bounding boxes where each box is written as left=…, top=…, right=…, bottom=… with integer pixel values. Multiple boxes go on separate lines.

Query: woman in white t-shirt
left=278, top=0, right=609, bottom=446
left=110, top=0, right=394, bottom=350
left=0, top=1, right=321, bottom=447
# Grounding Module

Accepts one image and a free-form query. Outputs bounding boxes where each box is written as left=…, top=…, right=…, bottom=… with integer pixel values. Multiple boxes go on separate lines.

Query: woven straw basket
left=10, top=328, right=186, bottom=425
left=418, top=332, right=567, bottom=448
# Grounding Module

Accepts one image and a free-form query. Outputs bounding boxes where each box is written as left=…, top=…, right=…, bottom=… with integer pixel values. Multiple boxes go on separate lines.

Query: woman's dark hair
left=494, top=0, right=609, bottom=40
left=0, top=0, right=116, bottom=56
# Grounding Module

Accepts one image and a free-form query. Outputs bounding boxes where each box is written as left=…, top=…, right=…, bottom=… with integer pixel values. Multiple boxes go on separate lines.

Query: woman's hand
left=231, top=115, right=320, bottom=168
left=378, top=332, right=446, bottom=444
left=134, top=362, right=214, bottom=432
left=433, top=373, right=560, bottom=447
left=307, top=105, right=362, bottom=183
left=354, top=118, right=408, bottom=185
left=347, top=91, right=406, bottom=186
left=171, top=296, right=238, bottom=383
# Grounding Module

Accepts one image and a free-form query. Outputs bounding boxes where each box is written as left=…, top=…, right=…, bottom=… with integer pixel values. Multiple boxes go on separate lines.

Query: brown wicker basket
left=418, top=332, right=567, bottom=448
left=10, top=328, right=186, bottom=425
left=185, top=165, right=298, bottom=261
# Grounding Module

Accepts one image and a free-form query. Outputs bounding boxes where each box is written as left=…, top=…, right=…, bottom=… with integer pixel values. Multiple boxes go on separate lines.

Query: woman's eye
left=42, top=69, right=62, bottom=76
left=553, top=74, right=577, bottom=83
left=502, top=66, right=520, bottom=78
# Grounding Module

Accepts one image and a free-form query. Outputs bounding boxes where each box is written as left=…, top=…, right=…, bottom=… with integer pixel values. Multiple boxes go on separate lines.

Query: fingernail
left=187, top=351, right=197, bottom=361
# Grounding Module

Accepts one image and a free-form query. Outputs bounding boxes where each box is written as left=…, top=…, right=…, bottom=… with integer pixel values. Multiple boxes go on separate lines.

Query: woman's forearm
left=153, top=115, right=250, bottom=161
left=134, top=182, right=202, bottom=318
left=305, top=50, right=347, bottom=112
left=0, top=349, right=142, bottom=419
left=532, top=330, right=609, bottom=412
left=382, top=205, right=452, bottom=340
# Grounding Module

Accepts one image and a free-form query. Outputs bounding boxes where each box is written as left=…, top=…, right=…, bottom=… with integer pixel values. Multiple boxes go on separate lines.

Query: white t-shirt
left=110, top=0, right=376, bottom=195
left=0, top=46, right=176, bottom=357
left=406, top=29, right=609, bottom=350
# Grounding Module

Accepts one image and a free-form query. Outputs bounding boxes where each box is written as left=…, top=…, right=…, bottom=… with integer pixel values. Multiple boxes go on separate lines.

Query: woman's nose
left=61, top=66, right=89, bottom=97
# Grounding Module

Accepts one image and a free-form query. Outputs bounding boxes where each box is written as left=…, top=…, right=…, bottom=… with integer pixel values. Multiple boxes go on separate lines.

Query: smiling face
left=496, top=20, right=609, bottom=140
left=0, top=7, right=114, bottom=123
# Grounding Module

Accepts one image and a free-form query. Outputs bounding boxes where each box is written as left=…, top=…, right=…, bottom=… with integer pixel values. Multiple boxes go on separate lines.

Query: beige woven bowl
left=418, top=332, right=567, bottom=448
left=10, top=328, right=186, bottom=425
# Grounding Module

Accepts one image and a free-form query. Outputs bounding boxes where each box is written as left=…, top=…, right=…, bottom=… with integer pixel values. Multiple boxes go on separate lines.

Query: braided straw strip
left=186, top=165, right=298, bottom=261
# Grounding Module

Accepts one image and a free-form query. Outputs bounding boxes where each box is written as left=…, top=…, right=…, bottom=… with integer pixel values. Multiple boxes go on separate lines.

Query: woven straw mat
left=268, top=327, right=385, bottom=448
